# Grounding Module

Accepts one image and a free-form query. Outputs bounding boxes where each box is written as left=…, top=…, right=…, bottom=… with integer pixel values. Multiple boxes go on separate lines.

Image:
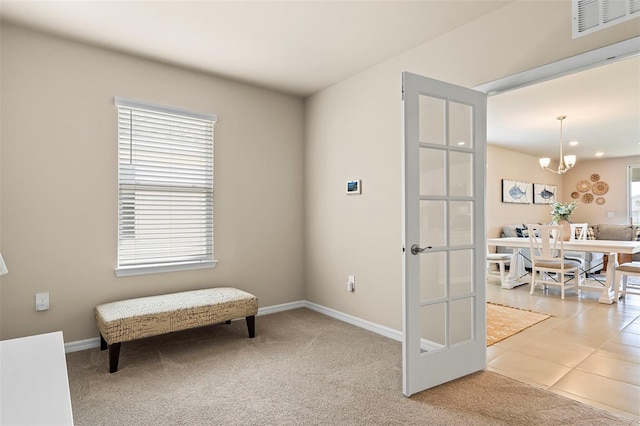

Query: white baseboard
left=303, top=301, right=402, bottom=342
left=257, top=300, right=306, bottom=316
left=65, top=337, right=101, bottom=353
left=64, top=300, right=401, bottom=353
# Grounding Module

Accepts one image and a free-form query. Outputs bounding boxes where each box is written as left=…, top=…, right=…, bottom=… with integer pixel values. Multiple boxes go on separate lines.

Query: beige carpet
left=486, top=302, right=551, bottom=346
left=65, top=308, right=633, bottom=425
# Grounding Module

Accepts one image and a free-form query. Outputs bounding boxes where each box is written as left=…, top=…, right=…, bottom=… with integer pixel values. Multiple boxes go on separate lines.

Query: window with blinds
left=115, top=97, right=217, bottom=277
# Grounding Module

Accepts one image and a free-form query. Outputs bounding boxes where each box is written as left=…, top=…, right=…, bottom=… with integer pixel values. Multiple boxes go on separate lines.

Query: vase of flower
left=554, top=219, right=571, bottom=241
left=550, top=201, right=577, bottom=241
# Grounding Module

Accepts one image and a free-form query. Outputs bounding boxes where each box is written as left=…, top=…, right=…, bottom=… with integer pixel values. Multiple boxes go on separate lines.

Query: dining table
left=487, top=237, right=640, bottom=304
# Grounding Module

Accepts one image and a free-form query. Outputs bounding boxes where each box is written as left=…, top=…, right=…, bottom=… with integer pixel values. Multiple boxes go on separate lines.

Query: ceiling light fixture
left=539, top=115, right=576, bottom=175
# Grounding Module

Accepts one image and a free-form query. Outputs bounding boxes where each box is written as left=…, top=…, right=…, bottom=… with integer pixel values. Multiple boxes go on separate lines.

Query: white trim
left=65, top=337, right=101, bottom=353
left=473, top=37, right=640, bottom=96
left=304, top=301, right=402, bottom=342
left=115, top=260, right=218, bottom=277
left=63, top=300, right=400, bottom=353
left=114, top=96, right=217, bottom=123
left=257, top=300, right=306, bottom=316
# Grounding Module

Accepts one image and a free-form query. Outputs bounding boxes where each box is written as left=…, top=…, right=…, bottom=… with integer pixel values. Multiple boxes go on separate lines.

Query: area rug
left=487, top=302, right=551, bottom=346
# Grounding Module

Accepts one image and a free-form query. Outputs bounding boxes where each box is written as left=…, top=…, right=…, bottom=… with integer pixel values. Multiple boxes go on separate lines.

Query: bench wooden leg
left=100, top=334, right=108, bottom=351
left=109, top=342, right=122, bottom=373
left=246, top=315, right=255, bottom=338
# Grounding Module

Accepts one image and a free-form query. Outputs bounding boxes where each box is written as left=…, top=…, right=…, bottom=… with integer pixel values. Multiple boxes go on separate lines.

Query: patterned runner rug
left=487, top=302, right=550, bottom=346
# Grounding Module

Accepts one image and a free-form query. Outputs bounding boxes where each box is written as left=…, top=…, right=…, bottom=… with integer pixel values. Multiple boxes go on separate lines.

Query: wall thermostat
left=346, top=179, right=361, bottom=195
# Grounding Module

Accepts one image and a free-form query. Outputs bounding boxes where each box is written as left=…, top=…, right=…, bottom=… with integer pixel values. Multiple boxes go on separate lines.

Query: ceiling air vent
left=573, top=0, right=640, bottom=38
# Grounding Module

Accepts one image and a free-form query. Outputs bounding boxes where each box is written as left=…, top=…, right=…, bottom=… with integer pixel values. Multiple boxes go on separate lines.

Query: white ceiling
left=0, top=0, right=511, bottom=96
left=1, top=0, right=638, bottom=160
left=487, top=55, right=640, bottom=161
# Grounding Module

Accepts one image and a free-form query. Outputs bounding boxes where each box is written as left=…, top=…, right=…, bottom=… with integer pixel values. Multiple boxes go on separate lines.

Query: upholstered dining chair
left=527, top=224, right=584, bottom=299
left=567, top=223, right=607, bottom=284
left=566, top=222, right=588, bottom=270
left=614, top=262, right=640, bottom=301
left=570, top=223, right=588, bottom=241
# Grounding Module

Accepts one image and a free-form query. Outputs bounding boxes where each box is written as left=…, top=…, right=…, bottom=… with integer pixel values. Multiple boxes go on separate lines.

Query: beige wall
left=486, top=145, right=562, bottom=240
left=304, top=1, right=639, bottom=331
left=485, top=149, right=640, bottom=239
left=2, top=3, right=639, bottom=343
left=0, top=24, right=305, bottom=341
left=562, top=156, right=640, bottom=225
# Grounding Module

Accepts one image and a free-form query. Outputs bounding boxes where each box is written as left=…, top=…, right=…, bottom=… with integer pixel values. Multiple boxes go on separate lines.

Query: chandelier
left=539, top=115, right=576, bottom=175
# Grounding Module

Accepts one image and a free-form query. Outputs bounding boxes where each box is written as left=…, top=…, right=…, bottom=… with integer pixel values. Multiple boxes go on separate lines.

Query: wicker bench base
left=94, top=287, right=258, bottom=373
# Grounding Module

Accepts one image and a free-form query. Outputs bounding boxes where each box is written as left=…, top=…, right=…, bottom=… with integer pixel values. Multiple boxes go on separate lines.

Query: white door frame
left=474, top=37, right=639, bottom=96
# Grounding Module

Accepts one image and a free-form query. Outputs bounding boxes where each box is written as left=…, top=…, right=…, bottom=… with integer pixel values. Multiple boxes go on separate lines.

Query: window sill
left=115, top=260, right=218, bottom=277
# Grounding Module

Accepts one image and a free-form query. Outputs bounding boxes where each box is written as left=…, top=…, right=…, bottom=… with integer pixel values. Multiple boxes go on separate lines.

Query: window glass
left=115, top=97, right=217, bottom=276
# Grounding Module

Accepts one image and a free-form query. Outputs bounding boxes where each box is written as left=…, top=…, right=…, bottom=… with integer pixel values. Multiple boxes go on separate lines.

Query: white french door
left=402, top=72, right=487, bottom=396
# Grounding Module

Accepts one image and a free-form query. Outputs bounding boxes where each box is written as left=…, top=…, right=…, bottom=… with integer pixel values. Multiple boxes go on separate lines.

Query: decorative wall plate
left=577, top=180, right=591, bottom=192
left=571, top=191, right=579, bottom=199
left=590, top=173, right=600, bottom=182
left=596, top=197, right=606, bottom=205
left=592, top=181, right=609, bottom=195
left=582, top=193, right=594, bottom=203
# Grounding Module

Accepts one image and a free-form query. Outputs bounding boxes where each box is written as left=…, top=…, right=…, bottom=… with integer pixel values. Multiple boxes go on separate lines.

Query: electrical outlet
left=347, top=275, right=355, bottom=292
left=35, top=293, right=49, bottom=311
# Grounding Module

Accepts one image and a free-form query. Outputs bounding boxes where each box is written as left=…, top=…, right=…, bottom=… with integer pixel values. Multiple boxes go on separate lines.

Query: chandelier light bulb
left=539, top=115, right=576, bottom=174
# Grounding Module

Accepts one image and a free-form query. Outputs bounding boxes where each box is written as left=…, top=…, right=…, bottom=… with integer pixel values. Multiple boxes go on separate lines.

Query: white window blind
left=115, top=97, right=217, bottom=276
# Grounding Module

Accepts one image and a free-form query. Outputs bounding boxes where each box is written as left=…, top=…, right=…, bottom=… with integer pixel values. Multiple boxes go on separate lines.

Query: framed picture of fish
left=502, top=179, right=532, bottom=204
left=533, top=183, right=557, bottom=204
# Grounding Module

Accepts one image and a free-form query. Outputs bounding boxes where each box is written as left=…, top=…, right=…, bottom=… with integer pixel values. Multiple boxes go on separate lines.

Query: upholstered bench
left=94, top=287, right=258, bottom=373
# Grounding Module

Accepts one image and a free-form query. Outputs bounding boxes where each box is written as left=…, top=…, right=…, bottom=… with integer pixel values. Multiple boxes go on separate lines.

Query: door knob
left=410, top=244, right=432, bottom=255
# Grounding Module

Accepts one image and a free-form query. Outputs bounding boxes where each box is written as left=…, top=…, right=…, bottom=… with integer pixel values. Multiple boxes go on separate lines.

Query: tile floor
left=486, top=275, right=640, bottom=421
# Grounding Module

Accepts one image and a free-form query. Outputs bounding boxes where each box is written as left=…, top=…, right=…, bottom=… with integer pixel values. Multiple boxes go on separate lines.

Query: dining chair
left=527, top=224, right=584, bottom=299
left=570, top=223, right=588, bottom=241
left=566, top=222, right=588, bottom=271
left=567, top=223, right=605, bottom=284
left=487, top=252, right=511, bottom=286
left=614, top=261, right=640, bottom=300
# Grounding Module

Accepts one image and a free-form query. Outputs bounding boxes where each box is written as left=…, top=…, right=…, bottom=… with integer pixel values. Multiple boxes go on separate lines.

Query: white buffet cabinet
left=1, top=331, right=74, bottom=425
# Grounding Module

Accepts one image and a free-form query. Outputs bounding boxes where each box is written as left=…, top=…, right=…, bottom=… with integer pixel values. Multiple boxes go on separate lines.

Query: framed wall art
left=502, top=179, right=531, bottom=204
left=533, top=183, right=557, bottom=204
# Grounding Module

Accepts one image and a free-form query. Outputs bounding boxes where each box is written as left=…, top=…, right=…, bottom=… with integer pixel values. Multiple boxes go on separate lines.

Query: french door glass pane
left=450, top=298, right=473, bottom=345
left=449, top=102, right=473, bottom=148
left=420, top=200, right=446, bottom=247
left=449, top=151, right=473, bottom=197
left=420, top=251, right=446, bottom=301
left=419, top=148, right=446, bottom=196
left=419, top=95, right=445, bottom=145
left=420, top=302, right=446, bottom=350
left=449, top=201, right=473, bottom=246
left=450, top=249, right=474, bottom=297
